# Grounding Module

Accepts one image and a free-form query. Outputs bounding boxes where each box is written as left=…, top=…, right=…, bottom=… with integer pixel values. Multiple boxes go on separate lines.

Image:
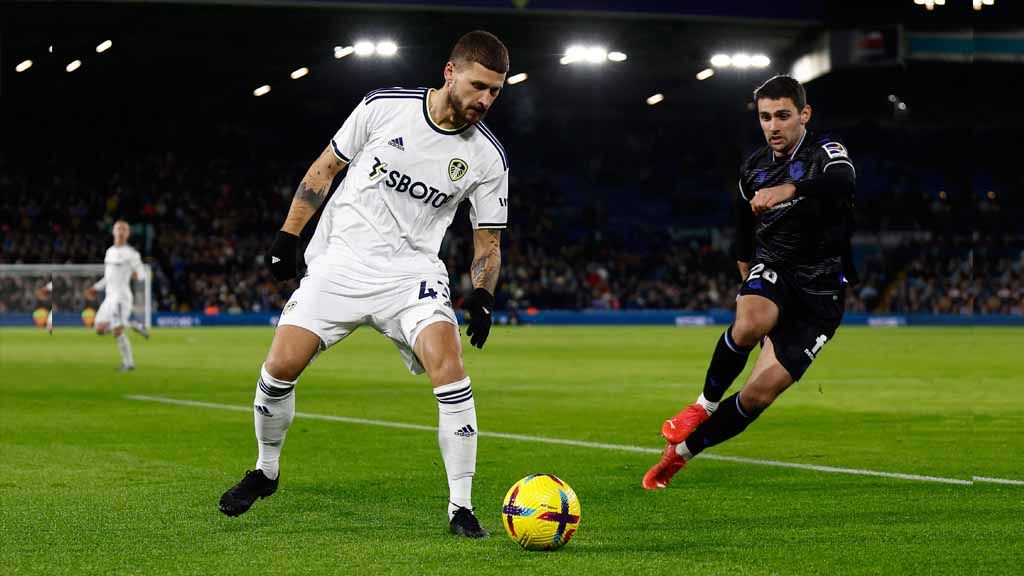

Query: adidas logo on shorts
left=388, top=137, right=405, bottom=151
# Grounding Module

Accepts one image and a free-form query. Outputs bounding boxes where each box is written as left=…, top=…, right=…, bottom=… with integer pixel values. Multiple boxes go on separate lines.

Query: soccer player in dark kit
left=643, top=75, right=857, bottom=489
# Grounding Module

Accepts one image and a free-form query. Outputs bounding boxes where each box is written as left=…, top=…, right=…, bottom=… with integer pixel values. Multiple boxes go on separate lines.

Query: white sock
left=254, top=364, right=296, bottom=480
left=116, top=333, right=134, bottom=367
left=696, top=393, right=719, bottom=415
left=434, top=377, right=476, bottom=520
left=675, top=442, right=694, bottom=461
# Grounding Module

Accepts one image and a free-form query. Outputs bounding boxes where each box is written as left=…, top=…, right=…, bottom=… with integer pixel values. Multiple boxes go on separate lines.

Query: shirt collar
left=771, top=128, right=808, bottom=163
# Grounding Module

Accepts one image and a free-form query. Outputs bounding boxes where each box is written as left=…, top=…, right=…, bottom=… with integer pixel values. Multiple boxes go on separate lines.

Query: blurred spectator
left=1, top=124, right=1016, bottom=316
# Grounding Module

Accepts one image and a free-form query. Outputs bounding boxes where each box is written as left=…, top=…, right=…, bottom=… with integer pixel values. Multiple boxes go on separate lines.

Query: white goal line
left=124, top=394, right=1022, bottom=487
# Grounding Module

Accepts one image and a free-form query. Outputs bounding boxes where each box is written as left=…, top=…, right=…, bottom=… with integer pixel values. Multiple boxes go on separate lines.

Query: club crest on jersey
left=448, top=158, right=468, bottom=182
left=789, top=160, right=806, bottom=180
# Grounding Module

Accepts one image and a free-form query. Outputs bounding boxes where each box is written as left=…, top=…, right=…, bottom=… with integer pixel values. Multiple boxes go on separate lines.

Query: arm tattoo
left=471, top=229, right=502, bottom=292
left=295, top=181, right=326, bottom=210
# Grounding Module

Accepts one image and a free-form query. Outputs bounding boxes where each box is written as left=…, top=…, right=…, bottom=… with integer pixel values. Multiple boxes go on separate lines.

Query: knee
left=738, top=388, right=774, bottom=413
left=112, top=327, right=124, bottom=337
left=429, top=356, right=466, bottom=387
left=264, top=354, right=303, bottom=382
left=731, top=318, right=767, bottom=348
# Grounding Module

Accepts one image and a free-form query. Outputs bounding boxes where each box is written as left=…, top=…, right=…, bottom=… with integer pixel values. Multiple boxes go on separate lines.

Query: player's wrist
left=271, top=231, right=299, bottom=255
left=469, top=288, right=494, bottom=310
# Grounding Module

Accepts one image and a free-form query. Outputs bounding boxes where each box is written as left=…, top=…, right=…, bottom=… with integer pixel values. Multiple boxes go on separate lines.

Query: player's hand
left=85, top=287, right=96, bottom=300
left=750, top=183, right=796, bottom=215
left=463, top=288, right=494, bottom=349
left=268, top=230, right=300, bottom=281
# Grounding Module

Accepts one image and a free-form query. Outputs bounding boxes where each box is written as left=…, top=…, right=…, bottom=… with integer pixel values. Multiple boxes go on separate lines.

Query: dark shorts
left=737, top=262, right=845, bottom=381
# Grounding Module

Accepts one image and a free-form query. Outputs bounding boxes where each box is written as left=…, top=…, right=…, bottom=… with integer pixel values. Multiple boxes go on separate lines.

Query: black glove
left=463, top=288, right=494, bottom=349
left=268, top=230, right=300, bottom=281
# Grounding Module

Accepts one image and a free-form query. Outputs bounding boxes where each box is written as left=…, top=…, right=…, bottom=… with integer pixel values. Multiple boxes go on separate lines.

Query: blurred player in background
left=86, top=220, right=150, bottom=371
left=36, top=280, right=53, bottom=334
left=219, top=31, right=510, bottom=538
left=644, top=75, right=857, bottom=489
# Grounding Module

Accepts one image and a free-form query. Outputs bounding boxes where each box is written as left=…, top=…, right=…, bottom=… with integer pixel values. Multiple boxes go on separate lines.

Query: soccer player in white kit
left=86, top=220, right=149, bottom=371
left=219, top=31, right=509, bottom=538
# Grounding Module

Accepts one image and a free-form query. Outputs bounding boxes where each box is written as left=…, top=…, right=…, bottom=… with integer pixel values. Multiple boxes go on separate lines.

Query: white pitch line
left=705, top=454, right=973, bottom=485
left=125, top=395, right=1015, bottom=487
left=973, top=476, right=1024, bottom=486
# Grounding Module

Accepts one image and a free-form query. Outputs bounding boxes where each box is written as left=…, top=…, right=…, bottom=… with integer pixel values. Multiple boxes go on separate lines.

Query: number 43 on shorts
left=418, top=280, right=451, bottom=305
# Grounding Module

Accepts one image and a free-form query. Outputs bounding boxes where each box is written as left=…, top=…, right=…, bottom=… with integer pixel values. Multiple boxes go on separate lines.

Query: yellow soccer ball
left=501, top=474, right=581, bottom=551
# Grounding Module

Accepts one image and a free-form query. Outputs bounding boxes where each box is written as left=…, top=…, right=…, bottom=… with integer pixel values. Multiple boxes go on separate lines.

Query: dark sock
left=702, top=326, right=754, bottom=402
left=684, top=393, right=762, bottom=457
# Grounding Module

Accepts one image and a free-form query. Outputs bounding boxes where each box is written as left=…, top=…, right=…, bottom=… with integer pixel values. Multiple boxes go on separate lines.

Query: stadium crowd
left=1, top=136, right=1017, bottom=317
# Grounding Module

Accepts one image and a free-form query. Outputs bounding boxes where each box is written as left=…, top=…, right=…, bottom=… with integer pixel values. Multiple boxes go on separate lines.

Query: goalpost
left=0, top=264, right=153, bottom=330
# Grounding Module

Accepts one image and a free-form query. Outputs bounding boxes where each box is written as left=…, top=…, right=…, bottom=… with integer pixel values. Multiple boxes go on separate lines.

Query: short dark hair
left=450, top=30, right=509, bottom=74
left=754, top=75, right=807, bottom=110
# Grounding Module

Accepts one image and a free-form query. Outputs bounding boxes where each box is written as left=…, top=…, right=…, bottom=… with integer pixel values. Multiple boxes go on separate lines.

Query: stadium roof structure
left=3, top=1, right=815, bottom=102
left=6, top=1, right=1016, bottom=102
left=2, top=0, right=1020, bottom=160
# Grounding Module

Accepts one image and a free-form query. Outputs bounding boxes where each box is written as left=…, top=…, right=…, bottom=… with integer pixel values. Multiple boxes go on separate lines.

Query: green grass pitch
left=2, top=326, right=1022, bottom=575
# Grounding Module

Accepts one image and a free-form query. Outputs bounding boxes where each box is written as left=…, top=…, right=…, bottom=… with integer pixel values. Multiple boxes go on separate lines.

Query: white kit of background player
left=87, top=220, right=150, bottom=371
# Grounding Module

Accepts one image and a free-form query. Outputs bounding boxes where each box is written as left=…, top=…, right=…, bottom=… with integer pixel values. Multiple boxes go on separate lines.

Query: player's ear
left=444, top=61, right=456, bottom=84
left=800, top=104, right=812, bottom=125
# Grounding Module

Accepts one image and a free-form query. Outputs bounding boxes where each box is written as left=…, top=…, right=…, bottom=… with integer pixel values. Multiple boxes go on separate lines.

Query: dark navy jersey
left=735, top=130, right=856, bottom=289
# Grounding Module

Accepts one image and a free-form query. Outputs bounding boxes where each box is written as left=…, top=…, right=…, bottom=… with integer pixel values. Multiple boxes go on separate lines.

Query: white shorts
left=277, top=265, right=458, bottom=375
left=95, top=298, right=131, bottom=329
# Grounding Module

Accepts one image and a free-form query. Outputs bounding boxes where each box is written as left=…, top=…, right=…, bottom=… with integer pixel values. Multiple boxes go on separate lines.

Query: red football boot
left=661, top=403, right=711, bottom=444
left=642, top=443, right=687, bottom=490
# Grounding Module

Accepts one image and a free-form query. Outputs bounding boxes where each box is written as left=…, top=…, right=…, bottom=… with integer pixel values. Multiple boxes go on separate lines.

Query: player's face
left=757, top=97, right=811, bottom=156
left=112, top=222, right=130, bottom=244
left=445, top=61, right=505, bottom=125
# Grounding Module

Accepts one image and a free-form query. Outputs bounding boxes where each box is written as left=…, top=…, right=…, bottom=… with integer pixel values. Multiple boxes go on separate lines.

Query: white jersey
left=305, top=87, right=509, bottom=278
left=94, top=244, right=145, bottom=303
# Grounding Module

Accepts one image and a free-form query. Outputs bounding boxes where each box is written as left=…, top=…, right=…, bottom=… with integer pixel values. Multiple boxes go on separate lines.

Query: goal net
left=0, top=264, right=153, bottom=329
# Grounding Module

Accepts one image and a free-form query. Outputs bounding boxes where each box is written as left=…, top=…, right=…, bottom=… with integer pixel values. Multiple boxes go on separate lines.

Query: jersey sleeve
left=93, top=249, right=109, bottom=290
left=737, top=177, right=751, bottom=202
left=794, top=137, right=856, bottom=198
left=469, top=159, right=508, bottom=230
left=734, top=182, right=754, bottom=262
left=329, top=97, right=373, bottom=163
left=817, top=137, right=855, bottom=177
left=131, top=250, right=147, bottom=281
